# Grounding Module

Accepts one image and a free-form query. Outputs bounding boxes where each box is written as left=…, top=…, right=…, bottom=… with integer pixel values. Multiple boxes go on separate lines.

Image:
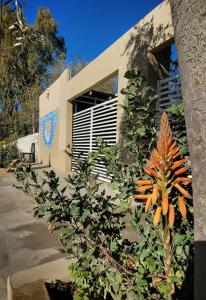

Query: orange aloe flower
left=134, top=112, right=192, bottom=226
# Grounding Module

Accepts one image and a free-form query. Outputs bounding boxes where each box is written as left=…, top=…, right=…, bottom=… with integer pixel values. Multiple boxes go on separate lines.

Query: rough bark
left=169, top=0, right=206, bottom=299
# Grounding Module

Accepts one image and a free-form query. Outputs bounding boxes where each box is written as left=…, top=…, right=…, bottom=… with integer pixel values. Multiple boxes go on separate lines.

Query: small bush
left=0, top=142, right=19, bottom=168
left=13, top=144, right=193, bottom=299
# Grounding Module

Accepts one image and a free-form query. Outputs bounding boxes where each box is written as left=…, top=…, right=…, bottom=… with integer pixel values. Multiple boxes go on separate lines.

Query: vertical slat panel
left=156, top=75, right=182, bottom=126
left=72, top=97, right=118, bottom=181
left=90, top=108, right=93, bottom=152
left=157, top=75, right=182, bottom=113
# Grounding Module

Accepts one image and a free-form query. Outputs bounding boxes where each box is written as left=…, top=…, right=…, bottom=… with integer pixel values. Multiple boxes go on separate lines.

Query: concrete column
left=116, top=66, right=128, bottom=143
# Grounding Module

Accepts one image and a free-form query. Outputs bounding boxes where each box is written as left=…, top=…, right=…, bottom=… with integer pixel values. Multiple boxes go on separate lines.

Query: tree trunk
left=169, top=0, right=206, bottom=299
left=32, top=112, right=35, bottom=134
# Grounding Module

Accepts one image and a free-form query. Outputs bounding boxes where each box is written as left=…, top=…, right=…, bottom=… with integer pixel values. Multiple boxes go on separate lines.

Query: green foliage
left=13, top=68, right=193, bottom=299
left=120, top=68, right=157, bottom=157
left=14, top=156, right=139, bottom=299
left=0, top=141, right=19, bottom=167
left=0, top=5, right=66, bottom=137
left=0, top=0, right=25, bottom=41
left=97, top=68, right=158, bottom=196
left=13, top=154, right=193, bottom=299
left=0, top=114, right=32, bottom=140
left=96, top=69, right=193, bottom=298
left=167, top=103, right=188, bottom=156
left=98, top=70, right=189, bottom=200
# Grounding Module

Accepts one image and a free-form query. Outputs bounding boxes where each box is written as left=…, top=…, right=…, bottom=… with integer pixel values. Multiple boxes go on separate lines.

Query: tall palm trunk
left=169, top=0, right=206, bottom=298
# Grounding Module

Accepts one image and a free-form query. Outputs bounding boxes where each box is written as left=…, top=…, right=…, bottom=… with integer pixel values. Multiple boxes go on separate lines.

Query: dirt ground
left=0, top=168, right=8, bottom=176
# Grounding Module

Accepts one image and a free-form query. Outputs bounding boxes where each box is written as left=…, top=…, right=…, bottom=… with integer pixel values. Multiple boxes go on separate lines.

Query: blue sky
left=24, top=0, right=162, bottom=62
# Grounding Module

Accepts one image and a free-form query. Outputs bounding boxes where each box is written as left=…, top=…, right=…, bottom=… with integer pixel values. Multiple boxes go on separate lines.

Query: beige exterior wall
left=39, top=70, right=72, bottom=170
left=39, top=0, right=174, bottom=172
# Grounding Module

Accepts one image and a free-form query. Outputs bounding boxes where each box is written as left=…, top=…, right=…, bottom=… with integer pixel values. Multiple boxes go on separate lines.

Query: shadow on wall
left=117, top=16, right=174, bottom=149
left=117, top=17, right=173, bottom=155
left=123, top=17, right=173, bottom=88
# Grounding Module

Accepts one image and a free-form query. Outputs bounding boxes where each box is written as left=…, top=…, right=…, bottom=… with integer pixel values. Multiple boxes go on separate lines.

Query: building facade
left=39, top=0, right=175, bottom=173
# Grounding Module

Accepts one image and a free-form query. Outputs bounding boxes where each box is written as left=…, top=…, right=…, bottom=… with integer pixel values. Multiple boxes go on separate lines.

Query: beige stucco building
left=39, top=0, right=175, bottom=174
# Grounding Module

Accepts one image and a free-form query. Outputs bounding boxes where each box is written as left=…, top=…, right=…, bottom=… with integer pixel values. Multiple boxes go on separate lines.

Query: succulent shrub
left=14, top=143, right=193, bottom=300
left=134, top=113, right=193, bottom=298
left=13, top=69, right=194, bottom=299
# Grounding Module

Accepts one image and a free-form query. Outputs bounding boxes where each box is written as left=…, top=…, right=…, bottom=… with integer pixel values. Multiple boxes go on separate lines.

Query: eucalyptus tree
left=169, top=0, right=206, bottom=298
left=0, top=0, right=24, bottom=41
left=0, top=5, right=66, bottom=136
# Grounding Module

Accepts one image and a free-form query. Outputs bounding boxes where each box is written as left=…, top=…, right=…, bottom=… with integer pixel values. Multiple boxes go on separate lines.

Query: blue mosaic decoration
left=40, top=110, right=58, bottom=148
